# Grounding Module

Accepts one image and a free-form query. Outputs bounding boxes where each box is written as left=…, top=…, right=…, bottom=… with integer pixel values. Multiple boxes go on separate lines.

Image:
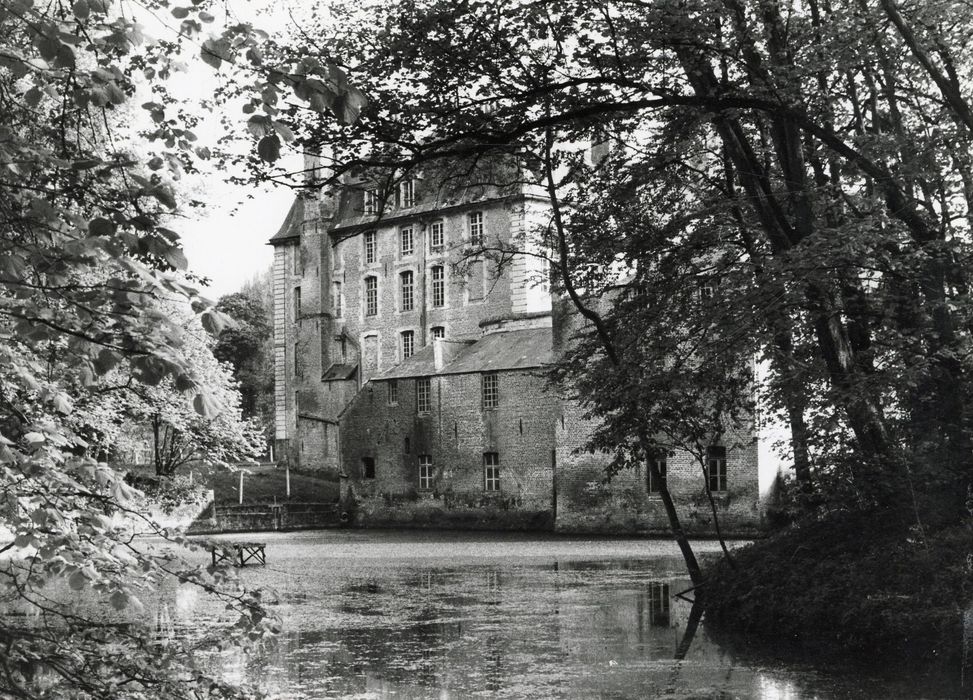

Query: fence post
left=238, top=471, right=244, bottom=505
left=286, top=465, right=291, bottom=498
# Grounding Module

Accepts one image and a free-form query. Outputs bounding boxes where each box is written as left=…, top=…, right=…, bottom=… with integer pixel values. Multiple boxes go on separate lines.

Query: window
left=400, top=179, right=416, bottom=208
left=364, top=230, right=376, bottom=264
left=431, top=326, right=445, bottom=341
left=293, top=342, right=300, bottom=377
left=484, top=452, right=500, bottom=491
left=468, top=211, right=483, bottom=246
left=481, top=372, right=499, bottom=409
left=400, top=226, right=414, bottom=257
left=648, top=456, right=667, bottom=494
left=334, top=338, right=345, bottom=364
left=699, top=275, right=719, bottom=301
left=404, top=436, right=410, bottom=454
left=418, top=454, right=432, bottom=489
left=364, top=189, right=378, bottom=215
left=364, top=276, right=378, bottom=316
left=706, top=445, right=727, bottom=492
left=292, top=247, right=301, bottom=275
left=430, top=219, right=444, bottom=251
left=387, top=379, right=398, bottom=405
left=416, top=377, right=431, bottom=413
left=400, top=270, right=414, bottom=311
left=467, top=260, right=484, bottom=301
left=333, top=281, right=342, bottom=317
left=362, top=457, right=375, bottom=479
left=431, top=265, right=444, bottom=307
left=293, top=286, right=301, bottom=319
left=401, top=330, right=415, bottom=359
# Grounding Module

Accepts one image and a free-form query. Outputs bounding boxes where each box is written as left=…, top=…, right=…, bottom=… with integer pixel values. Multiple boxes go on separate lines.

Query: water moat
left=122, top=530, right=963, bottom=699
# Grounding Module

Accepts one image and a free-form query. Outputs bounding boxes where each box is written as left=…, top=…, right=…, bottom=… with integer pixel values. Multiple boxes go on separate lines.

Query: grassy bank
left=123, top=464, right=341, bottom=506
left=702, top=512, right=972, bottom=664
left=210, top=468, right=340, bottom=505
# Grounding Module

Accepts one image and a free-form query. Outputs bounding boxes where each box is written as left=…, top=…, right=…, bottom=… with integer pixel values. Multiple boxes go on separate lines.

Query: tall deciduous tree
left=0, top=0, right=363, bottom=695
left=261, top=0, right=973, bottom=580
left=214, top=281, right=273, bottom=424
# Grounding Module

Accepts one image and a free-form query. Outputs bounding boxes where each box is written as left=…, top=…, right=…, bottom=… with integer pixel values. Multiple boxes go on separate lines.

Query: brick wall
left=554, top=402, right=761, bottom=535
left=340, top=368, right=558, bottom=530
left=331, top=195, right=552, bottom=383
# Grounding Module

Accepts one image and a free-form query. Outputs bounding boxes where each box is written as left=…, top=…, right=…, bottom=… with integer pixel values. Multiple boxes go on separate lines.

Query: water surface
left=143, top=530, right=962, bottom=699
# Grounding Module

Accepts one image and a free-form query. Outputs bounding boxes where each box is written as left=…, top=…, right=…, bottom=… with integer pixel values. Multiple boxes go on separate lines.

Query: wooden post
left=286, top=465, right=291, bottom=498
left=238, top=471, right=244, bottom=505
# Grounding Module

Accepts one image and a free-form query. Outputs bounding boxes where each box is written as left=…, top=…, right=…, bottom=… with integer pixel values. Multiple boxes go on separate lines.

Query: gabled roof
left=375, top=328, right=552, bottom=380
left=269, top=196, right=308, bottom=244
left=322, top=363, right=358, bottom=381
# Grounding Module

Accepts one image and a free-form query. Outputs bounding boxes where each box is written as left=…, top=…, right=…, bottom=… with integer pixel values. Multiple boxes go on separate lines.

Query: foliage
left=214, top=281, right=273, bottom=429
left=704, top=514, right=973, bottom=663
left=123, top=471, right=209, bottom=514
left=260, top=0, right=973, bottom=587
left=0, top=0, right=363, bottom=695
left=118, top=305, right=266, bottom=476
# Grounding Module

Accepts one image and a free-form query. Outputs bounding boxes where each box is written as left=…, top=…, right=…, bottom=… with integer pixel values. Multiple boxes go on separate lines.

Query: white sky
left=176, top=180, right=292, bottom=299
left=129, top=0, right=312, bottom=299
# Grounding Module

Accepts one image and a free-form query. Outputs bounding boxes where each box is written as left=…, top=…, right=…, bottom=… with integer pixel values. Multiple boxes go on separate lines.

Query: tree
left=214, top=281, right=273, bottom=423
left=259, top=0, right=973, bottom=581
left=114, top=304, right=265, bottom=476
left=0, top=0, right=364, bottom=695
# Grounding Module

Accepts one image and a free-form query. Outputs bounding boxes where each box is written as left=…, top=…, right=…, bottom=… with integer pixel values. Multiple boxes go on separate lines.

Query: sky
left=176, top=178, right=292, bottom=299
left=130, top=0, right=309, bottom=299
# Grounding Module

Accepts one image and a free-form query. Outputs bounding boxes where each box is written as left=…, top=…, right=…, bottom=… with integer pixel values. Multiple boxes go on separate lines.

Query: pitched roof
left=322, top=363, right=358, bottom=381
left=375, top=328, right=552, bottom=380
left=269, top=197, right=307, bottom=244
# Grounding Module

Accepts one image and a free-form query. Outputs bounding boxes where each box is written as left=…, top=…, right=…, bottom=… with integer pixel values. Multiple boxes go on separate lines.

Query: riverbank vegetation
left=262, top=0, right=973, bottom=664
left=705, top=509, right=972, bottom=664
left=0, top=0, right=363, bottom=696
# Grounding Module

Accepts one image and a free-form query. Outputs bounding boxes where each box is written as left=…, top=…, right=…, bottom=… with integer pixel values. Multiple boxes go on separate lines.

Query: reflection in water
left=63, top=534, right=966, bottom=699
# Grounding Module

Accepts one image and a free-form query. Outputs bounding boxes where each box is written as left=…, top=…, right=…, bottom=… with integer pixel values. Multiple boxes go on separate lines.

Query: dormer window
left=364, top=189, right=379, bottom=215
left=400, top=179, right=416, bottom=208
left=699, top=275, right=720, bottom=301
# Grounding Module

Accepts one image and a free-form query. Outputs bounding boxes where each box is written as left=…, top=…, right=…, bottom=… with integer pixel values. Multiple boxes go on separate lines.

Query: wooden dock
left=211, top=542, right=266, bottom=567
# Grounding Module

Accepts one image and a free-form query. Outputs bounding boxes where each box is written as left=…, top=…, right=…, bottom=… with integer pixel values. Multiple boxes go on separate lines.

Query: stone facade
left=269, top=162, right=762, bottom=534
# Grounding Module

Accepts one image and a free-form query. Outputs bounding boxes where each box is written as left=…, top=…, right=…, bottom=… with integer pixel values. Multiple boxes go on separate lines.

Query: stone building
left=270, top=161, right=762, bottom=534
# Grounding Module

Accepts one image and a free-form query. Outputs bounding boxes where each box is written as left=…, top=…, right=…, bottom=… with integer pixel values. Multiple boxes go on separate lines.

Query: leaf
left=93, top=348, right=120, bottom=375
left=24, top=86, right=42, bottom=108
left=68, top=569, right=87, bottom=591
left=200, top=308, right=229, bottom=335
left=110, top=590, right=130, bottom=610
left=246, top=114, right=270, bottom=138
left=150, top=185, right=177, bottom=209
left=257, top=134, right=281, bottom=163
left=201, top=38, right=232, bottom=70
left=273, top=121, right=295, bottom=142
left=88, top=217, right=115, bottom=236
left=165, top=246, right=188, bottom=270
left=193, top=391, right=219, bottom=418
left=23, top=432, right=45, bottom=444
left=72, top=158, right=102, bottom=170
left=171, top=6, right=189, bottom=19
left=72, top=0, right=89, bottom=19
left=53, top=394, right=73, bottom=415
left=200, top=39, right=222, bottom=69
